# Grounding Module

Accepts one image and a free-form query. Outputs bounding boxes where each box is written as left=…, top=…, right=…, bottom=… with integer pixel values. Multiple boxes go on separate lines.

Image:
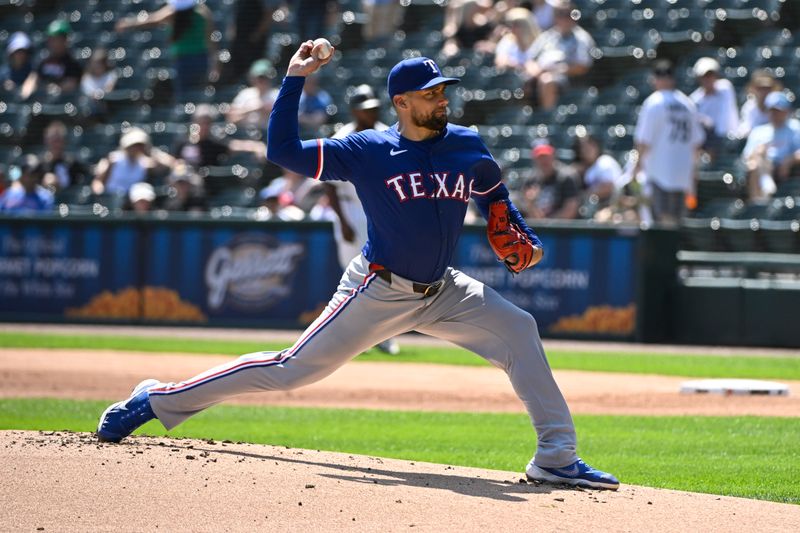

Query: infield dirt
left=2, top=430, right=798, bottom=532
left=1, top=348, right=797, bottom=416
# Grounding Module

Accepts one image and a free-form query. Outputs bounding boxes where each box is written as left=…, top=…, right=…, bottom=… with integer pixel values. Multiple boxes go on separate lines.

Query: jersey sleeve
left=468, top=137, right=503, bottom=197
left=316, top=134, right=367, bottom=182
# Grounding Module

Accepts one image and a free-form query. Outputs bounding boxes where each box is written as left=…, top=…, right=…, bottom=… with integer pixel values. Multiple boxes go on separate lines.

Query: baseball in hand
left=312, top=38, right=333, bottom=60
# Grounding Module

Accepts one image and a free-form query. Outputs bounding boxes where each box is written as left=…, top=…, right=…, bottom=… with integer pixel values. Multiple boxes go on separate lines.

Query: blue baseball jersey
left=268, top=76, right=540, bottom=283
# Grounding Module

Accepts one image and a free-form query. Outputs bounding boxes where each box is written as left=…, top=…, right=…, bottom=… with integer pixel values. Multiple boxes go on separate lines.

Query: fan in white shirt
left=737, top=69, right=781, bottom=139
left=689, top=57, right=738, bottom=155
left=81, top=48, right=117, bottom=98
left=634, top=61, right=705, bottom=224
left=227, top=59, right=278, bottom=129
left=573, top=134, right=623, bottom=207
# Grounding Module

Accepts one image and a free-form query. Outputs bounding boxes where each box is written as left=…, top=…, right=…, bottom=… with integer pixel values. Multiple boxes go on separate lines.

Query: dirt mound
left=1, top=431, right=797, bottom=532
left=1, top=349, right=797, bottom=417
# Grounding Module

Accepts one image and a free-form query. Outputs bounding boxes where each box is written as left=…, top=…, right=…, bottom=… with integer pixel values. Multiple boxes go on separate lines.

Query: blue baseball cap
left=387, top=57, right=459, bottom=98
left=765, top=91, right=791, bottom=111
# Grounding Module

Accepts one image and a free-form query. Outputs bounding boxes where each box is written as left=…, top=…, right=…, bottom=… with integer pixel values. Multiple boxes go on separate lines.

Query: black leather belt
left=370, top=265, right=443, bottom=298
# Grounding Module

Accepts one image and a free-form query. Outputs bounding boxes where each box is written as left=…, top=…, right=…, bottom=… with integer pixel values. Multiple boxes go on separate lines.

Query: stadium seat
left=55, top=185, right=92, bottom=206
left=718, top=217, right=762, bottom=252
left=91, top=192, right=127, bottom=210
left=680, top=217, right=724, bottom=251
left=696, top=171, right=745, bottom=210
left=760, top=219, right=800, bottom=253
left=774, top=179, right=800, bottom=198
left=208, top=187, right=258, bottom=208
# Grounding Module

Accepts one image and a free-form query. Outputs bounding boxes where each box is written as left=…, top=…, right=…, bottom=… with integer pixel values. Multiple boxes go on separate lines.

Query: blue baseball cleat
left=526, top=458, right=620, bottom=490
left=97, top=379, right=160, bottom=443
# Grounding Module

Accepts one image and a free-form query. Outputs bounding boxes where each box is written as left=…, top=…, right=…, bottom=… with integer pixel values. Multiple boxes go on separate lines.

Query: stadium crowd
left=1, top=0, right=799, bottom=230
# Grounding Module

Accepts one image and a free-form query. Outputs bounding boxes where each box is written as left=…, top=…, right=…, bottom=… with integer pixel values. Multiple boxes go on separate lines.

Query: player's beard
left=411, top=107, right=447, bottom=131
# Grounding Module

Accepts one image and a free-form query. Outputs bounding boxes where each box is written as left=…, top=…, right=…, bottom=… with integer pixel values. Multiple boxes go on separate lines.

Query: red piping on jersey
left=313, top=138, right=324, bottom=180
left=470, top=180, right=501, bottom=196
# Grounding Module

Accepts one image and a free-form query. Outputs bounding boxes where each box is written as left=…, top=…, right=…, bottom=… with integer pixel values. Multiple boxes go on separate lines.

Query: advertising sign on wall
left=0, top=218, right=638, bottom=338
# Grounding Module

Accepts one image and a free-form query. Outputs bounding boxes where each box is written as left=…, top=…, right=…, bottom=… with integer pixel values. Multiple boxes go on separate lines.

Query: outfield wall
left=0, top=215, right=665, bottom=341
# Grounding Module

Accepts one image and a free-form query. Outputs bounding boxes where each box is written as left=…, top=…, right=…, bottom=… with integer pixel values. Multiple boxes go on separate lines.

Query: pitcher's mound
left=1, top=431, right=797, bottom=532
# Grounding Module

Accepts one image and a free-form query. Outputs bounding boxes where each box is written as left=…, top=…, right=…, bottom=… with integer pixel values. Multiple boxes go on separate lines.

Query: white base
left=680, top=379, right=790, bottom=396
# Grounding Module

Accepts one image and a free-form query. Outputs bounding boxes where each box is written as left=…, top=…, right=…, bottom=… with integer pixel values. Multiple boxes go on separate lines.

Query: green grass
left=2, top=398, right=798, bottom=504
left=1, top=332, right=799, bottom=379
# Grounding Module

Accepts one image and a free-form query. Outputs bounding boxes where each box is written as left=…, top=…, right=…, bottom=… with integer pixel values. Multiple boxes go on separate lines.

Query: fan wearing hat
left=517, top=139, right=581, bottom=219
left=93, top=128, right=176, bottom=196
left=1, top=32, right=33, bottom=91
left=20, top=20, right=83, bottom=100
left=128, top=182, right=157, bottom=214
left=742, top=91, right=800, bottom=199
left=689, top=57, right=739, bottom=156
left=116, top=0, right=218, bottom=101
left=737, top=69, right=782, bottom=138
left=162, top=163, right=207, bottom=212
left=0, top=155, right=54, bottom=213
left=227, top=59, right=279, bottom=128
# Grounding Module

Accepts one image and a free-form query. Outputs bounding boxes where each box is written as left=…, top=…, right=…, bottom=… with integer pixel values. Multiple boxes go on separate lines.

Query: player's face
left=407, top=84, right=449, bottom=131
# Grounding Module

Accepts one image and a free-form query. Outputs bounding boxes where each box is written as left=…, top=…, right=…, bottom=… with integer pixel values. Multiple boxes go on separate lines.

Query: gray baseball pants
left=149, top=255, right=577, bottom=468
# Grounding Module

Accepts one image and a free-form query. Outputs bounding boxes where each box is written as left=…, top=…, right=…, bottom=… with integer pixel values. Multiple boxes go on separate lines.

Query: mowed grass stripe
left=1, top=332, right=799, bottom=379
left=1, top=398, right=798, bottom=504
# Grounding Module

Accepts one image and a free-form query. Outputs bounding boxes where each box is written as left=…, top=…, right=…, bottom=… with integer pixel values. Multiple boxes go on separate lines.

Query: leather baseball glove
left=487, top=200, right=542, bottom=274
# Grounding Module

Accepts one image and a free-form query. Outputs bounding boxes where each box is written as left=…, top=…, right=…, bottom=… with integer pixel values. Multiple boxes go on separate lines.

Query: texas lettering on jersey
left=385, top=172, right=472, bottom=202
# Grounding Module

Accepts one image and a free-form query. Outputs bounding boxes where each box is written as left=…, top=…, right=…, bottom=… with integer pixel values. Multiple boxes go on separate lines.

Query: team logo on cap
left=422, top=59, right=439, bottom=74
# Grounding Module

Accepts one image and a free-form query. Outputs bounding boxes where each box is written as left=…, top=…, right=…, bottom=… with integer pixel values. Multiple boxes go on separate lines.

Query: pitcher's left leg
left=416, top=269, right=576, bottom=468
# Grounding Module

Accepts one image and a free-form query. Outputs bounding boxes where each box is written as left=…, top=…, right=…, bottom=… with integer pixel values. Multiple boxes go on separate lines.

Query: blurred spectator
left=634, top=61, right=704, bottom=224
left=93, top=128, right=175, bottom=195
left=0, top=155, right=54, bottom=213
left=265, top=167, right=319, bottom=212
left=162, top=163, right=207, bottom=212
left=689, top=58, right=738, bottom=155
left=227, top=59, right=278, bottom=128
left=175, top=105, right=266, bottom=168
left=21, top=20, right=83, bottom=100
left=298, top=75, right=332, bottom=130
left=324, top=84, right=388, bottom=268
left=225, top=0, right=280, bottom=81
left=442, top=0, right=498, bottom=58
left=128, top=182, right=156, bottom=213
left=295, top=0, right=337, bottom=45
left=116, top=0, right=219, bottom=102
left=517, top=140, right=580, bottom=219
left=0, top=32, right=33, bottom=92
left=573, top=134, right=623, bottom=208
left=40, top=121, right=90, bottom=190
left=524, top=1, right=594, bottom=110
left=362, top=0, right=404, bottom=45
left=494, top=8, right=540, bottom=71
left=531, top=0, right=556, bottom=31
left=593, top=163, right=649, bottom=225
left=737, top=70, right=782, bottom=139
left=742, top=91, right=800, bottom=199
left=81, top=48, right=118, bottom=99
left=258, top=176, right=307, bottom=221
